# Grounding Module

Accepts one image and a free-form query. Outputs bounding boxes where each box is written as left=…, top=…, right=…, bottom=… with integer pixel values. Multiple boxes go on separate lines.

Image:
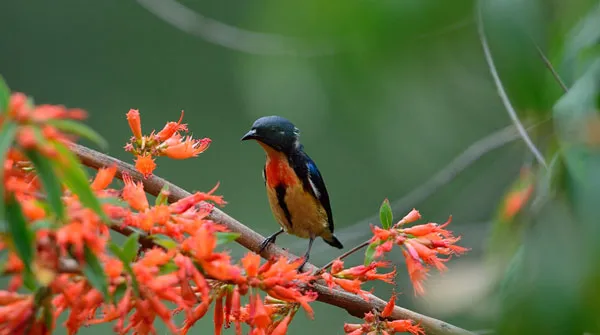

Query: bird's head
left=241, top=116, right=300, bottom=153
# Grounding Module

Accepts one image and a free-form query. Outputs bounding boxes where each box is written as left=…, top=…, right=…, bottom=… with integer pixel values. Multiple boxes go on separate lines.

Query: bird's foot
left=259, top=235, right=276, bottom=253
left=296, top=257, right=309, bottom=273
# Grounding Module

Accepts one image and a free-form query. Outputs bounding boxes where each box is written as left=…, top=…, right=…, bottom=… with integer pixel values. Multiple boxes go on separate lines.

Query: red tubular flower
left=90, top=165, right=117, bottom=191
left=385, top=320, right=425, bottom=335
left=126, top=109, right=142, bottom=140
left=249, top=295, right=271, bottom=329
left=270, top=312, right=293, bottom=335
left=402, top=250, right=428, bottom=296
left=381, top=292, right=396, bottom=318
left=121, top=173, right=149, bottom=212
left=156, top=110, right=187, bottom=141
left=134, top=154, right=156, bottom=178
left=242, top=253, right=261, bottom=277
left=396, top=208, right=421, bottom=226
left=214, top=295, right=224, bottom=335
left=162, top=136, right=211, bottom=159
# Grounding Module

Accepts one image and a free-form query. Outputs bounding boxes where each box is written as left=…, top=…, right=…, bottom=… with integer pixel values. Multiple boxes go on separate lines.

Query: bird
left=241, top=115, right=343, bottom=270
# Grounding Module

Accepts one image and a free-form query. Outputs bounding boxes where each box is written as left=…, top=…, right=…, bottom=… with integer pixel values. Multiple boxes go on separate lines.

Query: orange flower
left=396, top=208, right=421, bottom=226
left=242, top=253, right=261, bottom=277
left=90, top=165, right=117, bottom=191
left=156, top=111, right=187, bottom=141
left=381, top=291, right=396, bottom=317
left=126, top=109, right=142, bottom=139
left=121, top=173, right=149, bottom=212
left=134, top=154, right=156, bottom=178
left=270, top=312, right=293, bottom=335
left=249, top=295, right=271, bottom=329
left=385, top=320, right=424, bottom=335
left=402, top=250, right=427, bottom=296
left=162, top=136, right=211, bottom=159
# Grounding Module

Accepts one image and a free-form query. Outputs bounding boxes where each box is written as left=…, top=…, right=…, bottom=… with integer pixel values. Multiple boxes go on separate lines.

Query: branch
left=71, top=143, right=474, bottom=335
left=476, top=1, right=548, bottom=169
left=136, top=0, right=334, bottom=57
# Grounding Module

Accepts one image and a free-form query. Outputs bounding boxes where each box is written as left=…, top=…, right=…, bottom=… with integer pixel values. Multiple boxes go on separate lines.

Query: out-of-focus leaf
left=159, top=261, right=179, bottom=275
left=100, top=196, right=130, bottom=209
left=108, top=241, right=140, bottom=296
left=50, top=142, right=108, bottom=222
left=30, top=219, right=54, bottom=232
left=0, top=75, right=9, bottom=114
left=560, top=2, right=600, bottom=86
left=379, top=198, right=392, bottom=229
left=121, top=233, right=140, bottom=263
left=215, top=232, right=240, bottom=245
left=0, top=121, right=17, bottom=220
left=25, top=150, right=65, bottom=221
left=112, top=283, right=127, bottom=302
left=364, top=242, right=377, bottom=266
left=152, top=234, right=178, bottom=250
left=82, top=246, right=110, bottom=302
left=5, top=194, right=34, bottom=272
left=47, top=119, right=108, bottom=151
left=155, top=184, right=169, bottom=206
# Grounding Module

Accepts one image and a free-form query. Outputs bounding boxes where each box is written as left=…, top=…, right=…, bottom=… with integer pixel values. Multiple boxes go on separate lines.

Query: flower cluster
left=367, top=206, right=469, bottom=295
left=125, top=109, right=211, bottom=177
left=344, top=293, right=424, bottom=335
left=0, top=83, right=469, bottom=335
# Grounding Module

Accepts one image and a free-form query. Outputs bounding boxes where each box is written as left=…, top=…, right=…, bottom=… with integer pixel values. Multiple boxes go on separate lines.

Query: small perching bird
left=241, top=116, right=343, bottom=270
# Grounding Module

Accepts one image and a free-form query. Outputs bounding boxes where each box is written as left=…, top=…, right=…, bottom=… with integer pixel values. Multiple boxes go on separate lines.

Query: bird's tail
left=323, top=234, right=344, bottom=249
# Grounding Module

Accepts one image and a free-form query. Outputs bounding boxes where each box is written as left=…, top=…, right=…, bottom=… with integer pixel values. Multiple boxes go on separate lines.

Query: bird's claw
left=258, top=236, right=275, bottom=253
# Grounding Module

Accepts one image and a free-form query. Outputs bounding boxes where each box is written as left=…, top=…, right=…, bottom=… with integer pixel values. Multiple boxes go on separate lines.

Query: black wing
left=290, top=151, right=335, bottom=233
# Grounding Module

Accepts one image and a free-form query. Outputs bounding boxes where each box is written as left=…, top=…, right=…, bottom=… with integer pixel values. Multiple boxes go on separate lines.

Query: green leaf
left=47, top=119, right=108, bottom=151
left=0, top=75, right=10, bottom=114
left=50, top=142, right=109, bottom=222
left=31, top=219, right=54, bottom=232
left=25, top=150, right=65, bottom=221
left=215, top=232, right=240, bottom=245
left=0, top=121, right=17, bottom=220
left=155, top=184, right=169, bottom=206
left=108, top=242, right=140, bottom=296
left=364, top=242, right=378, bottom=266
left=100, top=196, right=130, bottom=209
left=82, top=246, right=110, bottom=302
left=379, top=198, right=393, bottom=229
left=112, top=283, right=127, bottom=302
left=152, top=235, right=178, bottom=250
left=122, top=233, right=140, bottom=263
left=159, top=260, right=179, bottom=275
left=5, top=194, right=35, bottom=273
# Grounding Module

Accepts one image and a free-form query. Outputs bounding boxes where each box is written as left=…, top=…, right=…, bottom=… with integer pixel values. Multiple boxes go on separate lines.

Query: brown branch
left=317, top=240, right=370, bottom=274
left=71, top=143, right=474, bottom=335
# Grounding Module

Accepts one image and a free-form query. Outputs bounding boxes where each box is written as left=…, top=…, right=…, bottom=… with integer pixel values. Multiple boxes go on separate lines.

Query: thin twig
left=136, top=0, right=334, bottom=57
left=317, top=240, right=371, bottom=274
left=529, top=37, right=569, bottom=93
left=70, top=143, right=474, bottom=335
left=476, top=1, right=548, bottom=169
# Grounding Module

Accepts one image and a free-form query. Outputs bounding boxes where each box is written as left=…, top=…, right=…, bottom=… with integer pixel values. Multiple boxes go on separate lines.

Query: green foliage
left=109, top=234, right=141, bottom=296
left=0, top=121, right=17, bottom=220
left=25, top=150, right=66, bottom=221
left=215, top=231, right=240, bottom=245
left=50, top=142, right=109, bottom=222
left=364, top=241, right=377, bottom=266
left=48, top=119, right=108, bottom=151
left=82, top=245, right=111, bottom=302
left=379, top=198, right=393, bottom=229
left=0, top=75, right=9, bottom=114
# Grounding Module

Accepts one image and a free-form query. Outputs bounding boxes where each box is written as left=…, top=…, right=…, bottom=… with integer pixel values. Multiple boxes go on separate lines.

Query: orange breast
left=261, top=144, right=299, bottom=188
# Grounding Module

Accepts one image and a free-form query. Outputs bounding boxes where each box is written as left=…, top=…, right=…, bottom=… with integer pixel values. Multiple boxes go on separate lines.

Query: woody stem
left=316, top=240, right=371, bottom=275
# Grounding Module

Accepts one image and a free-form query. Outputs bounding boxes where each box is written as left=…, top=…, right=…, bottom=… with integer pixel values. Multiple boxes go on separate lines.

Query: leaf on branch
left=50, top=142, right=109, bottom=223
left=25, top=149, right=66, bottom=221
left=108, top=239, right=141, bottom=296
left=379, top=198, right=393, bottom=229
left=83, top=245, right=111, bottom=302
left=215, top=232, right=240, bottom=245
left=0, top=121, right=17, bottom=220
left=155, top=184, right=169, bottom=206
left=0, top=75, right=9, bottom=114
left=364, top=242, right=378, bottom=266
left=48, top=119, right=109, bottom=151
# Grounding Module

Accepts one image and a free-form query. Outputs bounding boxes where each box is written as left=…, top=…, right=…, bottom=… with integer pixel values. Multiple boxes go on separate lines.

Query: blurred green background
left=2, top=0, right=599, bottom=334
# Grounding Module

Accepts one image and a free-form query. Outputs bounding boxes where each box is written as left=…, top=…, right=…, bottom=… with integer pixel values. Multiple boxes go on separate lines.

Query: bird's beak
left=241, top=129, right=258, bottom=141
